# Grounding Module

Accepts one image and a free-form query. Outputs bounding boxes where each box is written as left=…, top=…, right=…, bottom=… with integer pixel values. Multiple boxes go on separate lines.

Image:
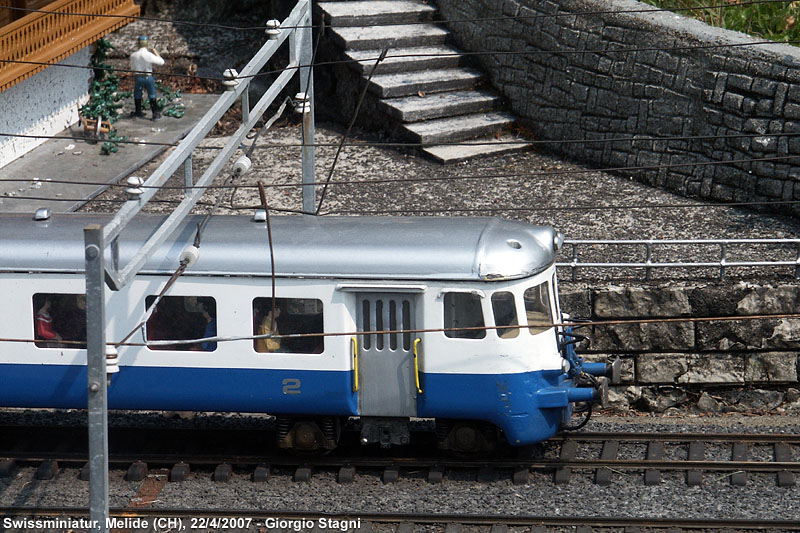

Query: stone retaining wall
left=560, top=281, right=800, bottom=412
left=436, top=0, right=800, bottom=218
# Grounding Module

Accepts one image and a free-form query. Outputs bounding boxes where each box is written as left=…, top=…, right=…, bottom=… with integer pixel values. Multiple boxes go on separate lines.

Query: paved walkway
left=0, top=93, right=217, bottom=214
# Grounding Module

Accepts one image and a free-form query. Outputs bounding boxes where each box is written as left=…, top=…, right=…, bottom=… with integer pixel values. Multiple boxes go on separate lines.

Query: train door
left=356, top=293, right=418, bottom=416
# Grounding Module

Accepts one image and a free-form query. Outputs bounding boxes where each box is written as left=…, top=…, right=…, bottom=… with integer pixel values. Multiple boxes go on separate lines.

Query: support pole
left=299, top=1, right=315, bottom=213
left=84, top=224, right=109, bottom=533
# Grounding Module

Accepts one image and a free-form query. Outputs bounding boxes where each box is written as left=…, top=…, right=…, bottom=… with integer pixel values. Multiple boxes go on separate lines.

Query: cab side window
left=524, top=283, right=553, bottom=335
left=491, top=291, right=519, bottom=338
left=145, top=296, right=217, bottom=351
left=443, top=292, right=486, bottom=339
left=253, top=297, right=324, bottom=354
left=32, top=293, right=86, bottom=349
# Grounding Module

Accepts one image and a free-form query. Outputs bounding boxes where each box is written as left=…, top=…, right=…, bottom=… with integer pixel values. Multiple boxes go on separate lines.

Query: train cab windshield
left=442, top=279, right=556, bottom=340
left=524, top=282, right=553, bottom=334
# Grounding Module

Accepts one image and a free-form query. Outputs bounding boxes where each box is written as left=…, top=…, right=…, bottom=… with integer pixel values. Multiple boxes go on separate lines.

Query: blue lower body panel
left=0, top=364, right=358, bottom=415
left=418, top=369, right=571, bottom=445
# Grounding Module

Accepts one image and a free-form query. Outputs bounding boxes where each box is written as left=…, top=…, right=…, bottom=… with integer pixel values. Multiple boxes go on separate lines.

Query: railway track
left=0, top=507, right=799, bottom=532
left=0, top=427, right=797, bottom=487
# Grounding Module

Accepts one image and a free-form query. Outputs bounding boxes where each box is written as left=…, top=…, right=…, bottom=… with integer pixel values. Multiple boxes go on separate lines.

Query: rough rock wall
left=560, top=281, right=800, bottom=412
left=436, top=0, right=800, bottom=218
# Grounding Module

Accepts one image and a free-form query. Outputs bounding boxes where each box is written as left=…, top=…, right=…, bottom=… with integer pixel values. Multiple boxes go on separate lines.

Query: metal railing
left=0, top=0, right=139, bottom=91
left=557, top=238, right=800, bottom=280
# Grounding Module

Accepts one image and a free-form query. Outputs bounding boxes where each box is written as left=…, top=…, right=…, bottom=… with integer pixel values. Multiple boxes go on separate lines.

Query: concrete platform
left=368, top=68, right=482, bottom=98
left=319, top=0, right=436, bottom=26
left=0, top=93, right=218, bottom=215
left=422, top=134, right=532, bottom=164
left=330, top=24, right=449, bottom=51
left=345, top=45, right=463, bottom=75
left=379, top=90, right=501, bottom=122
left=400, top=111, right=516, bottom=144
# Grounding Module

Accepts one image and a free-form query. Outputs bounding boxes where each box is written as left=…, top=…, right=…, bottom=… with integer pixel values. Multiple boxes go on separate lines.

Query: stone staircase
left=316, top=0, right=530, bottom=163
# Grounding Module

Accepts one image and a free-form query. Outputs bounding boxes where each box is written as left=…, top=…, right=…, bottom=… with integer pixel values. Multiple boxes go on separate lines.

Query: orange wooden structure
left=0, top=0, right=139, bottom=91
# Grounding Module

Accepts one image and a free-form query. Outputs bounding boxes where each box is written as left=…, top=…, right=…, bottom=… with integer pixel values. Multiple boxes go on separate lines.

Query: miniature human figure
left=129, top=35, right=165, bottom=120
left=35, top=298, right=62, bottom=347
left=200, top=304, right=217, bottom=351
left=255, top=306, right=282, bottom=353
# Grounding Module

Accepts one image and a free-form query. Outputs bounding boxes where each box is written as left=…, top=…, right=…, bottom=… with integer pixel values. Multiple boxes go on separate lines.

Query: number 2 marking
left=282, top=378, right=301, bottom=395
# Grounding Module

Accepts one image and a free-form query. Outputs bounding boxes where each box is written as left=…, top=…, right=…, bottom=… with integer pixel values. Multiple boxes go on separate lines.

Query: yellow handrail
left=413, top=338, right=423, bottom=394
left=350, top=336, right=358, bottom=392
left=0, top=0, right=140, bottom=91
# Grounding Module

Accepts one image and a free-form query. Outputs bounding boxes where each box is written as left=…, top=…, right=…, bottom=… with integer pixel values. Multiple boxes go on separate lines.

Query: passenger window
left=491, top=292, right=519, bottom=338
left=524, top=283, right=553, bottom=335
left=443, top=292, right=486, bottom=339
left=145, top=296, right=217, bottom=351
left=253, top=297, right=324, bottom=354
left=32, top=293, right=86, bottom=349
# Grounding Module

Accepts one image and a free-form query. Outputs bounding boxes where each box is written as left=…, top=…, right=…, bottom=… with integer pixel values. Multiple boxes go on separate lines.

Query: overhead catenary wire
left=0, top=0, right=792, bottom=32
left=5, top=130, right=800, bottom=151
left=3, top=37, right=799, bottom=84
left=5, top=152, right=798, bottom=201
left=4, top=190, right=800, bottom=214
left=315, top=47, right=388, bottom=215
left=5, top=311, right=800, bottom=349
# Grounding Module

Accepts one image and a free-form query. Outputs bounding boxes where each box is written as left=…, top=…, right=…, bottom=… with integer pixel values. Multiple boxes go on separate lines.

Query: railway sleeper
left=0, top=459, right=15, bottom=478
left=126, top=461, right=148, bottom=482
left=252, top=464, right=270, bottom=482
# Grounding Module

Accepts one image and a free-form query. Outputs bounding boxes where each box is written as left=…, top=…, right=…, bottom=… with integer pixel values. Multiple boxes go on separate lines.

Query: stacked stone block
left=436, top=0, right=800, bottom=217
left=560, top=282, right=800, bottom=411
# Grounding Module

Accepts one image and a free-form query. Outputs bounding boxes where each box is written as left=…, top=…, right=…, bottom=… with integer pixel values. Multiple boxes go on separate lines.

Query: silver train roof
left=0, top=214, right=559, bottom=281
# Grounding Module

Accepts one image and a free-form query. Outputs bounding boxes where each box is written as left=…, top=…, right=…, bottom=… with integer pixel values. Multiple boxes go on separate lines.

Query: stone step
left=368, top=68, right=482, bottom=98
left=400, top=112, right=517, bottom=144
left=379, top=90, right=502, bottom=123
left=422, top=134, right=532, bottom=164
left=345, top=45, right=464, bottom=75
left=329, top=23, right=449, bottom=51
left=317, top=0, right=436, bottom=27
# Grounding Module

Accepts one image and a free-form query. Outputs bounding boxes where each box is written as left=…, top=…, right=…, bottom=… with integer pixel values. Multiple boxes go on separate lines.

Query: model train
left=0, top=212, right=615, bottom=451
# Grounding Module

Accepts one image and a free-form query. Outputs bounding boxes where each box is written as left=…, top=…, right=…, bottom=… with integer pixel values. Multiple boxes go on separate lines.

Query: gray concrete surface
left=0, top=94, right=216, bottom=214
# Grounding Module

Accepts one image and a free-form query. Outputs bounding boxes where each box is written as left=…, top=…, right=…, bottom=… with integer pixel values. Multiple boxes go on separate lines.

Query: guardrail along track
left=0, top=427, right=797, bottom=487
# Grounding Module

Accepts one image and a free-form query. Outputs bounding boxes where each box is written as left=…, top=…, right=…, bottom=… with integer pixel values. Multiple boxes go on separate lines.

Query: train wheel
left=276, top=415, right=341, bottom=452
left=436, top=420, right=498, bottom=454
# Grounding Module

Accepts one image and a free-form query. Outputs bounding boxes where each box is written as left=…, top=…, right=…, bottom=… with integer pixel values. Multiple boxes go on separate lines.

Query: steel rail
left=558, top=431, right=800, bottom=443
left=3, top=451, right=798, bottom=473
left=0, top=507, right=797, bottom=530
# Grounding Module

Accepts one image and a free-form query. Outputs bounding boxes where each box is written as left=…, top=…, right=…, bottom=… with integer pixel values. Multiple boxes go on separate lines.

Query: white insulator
left=33, top=207, right=51, bottom=221
left=125, top=176, right=144, bottom=199
left=106, top=346, right=119, bottom=374
left=233, top=155, right=252, bottom=175
left=252, top=209, right=267, bottom=223
left=222, top=68, right=240, bottom=91
left=294, top=92, right=311, bottom=114
left=179, top=245, right=200, bottom=267
left=265, top=19, right=281, bottom=39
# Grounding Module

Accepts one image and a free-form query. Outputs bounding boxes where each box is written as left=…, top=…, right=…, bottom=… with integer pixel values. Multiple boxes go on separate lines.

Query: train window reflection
left=443, top=292, right=486, bottom=339
left=491, top=292, right=519, bottom=338
left=253, top=297, right=324, bottom=354
left=145, top=296, right=217, bottom=351
left=32, top=293, right=86, bottom=349
left=524, top=283, right=553, bottom=335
